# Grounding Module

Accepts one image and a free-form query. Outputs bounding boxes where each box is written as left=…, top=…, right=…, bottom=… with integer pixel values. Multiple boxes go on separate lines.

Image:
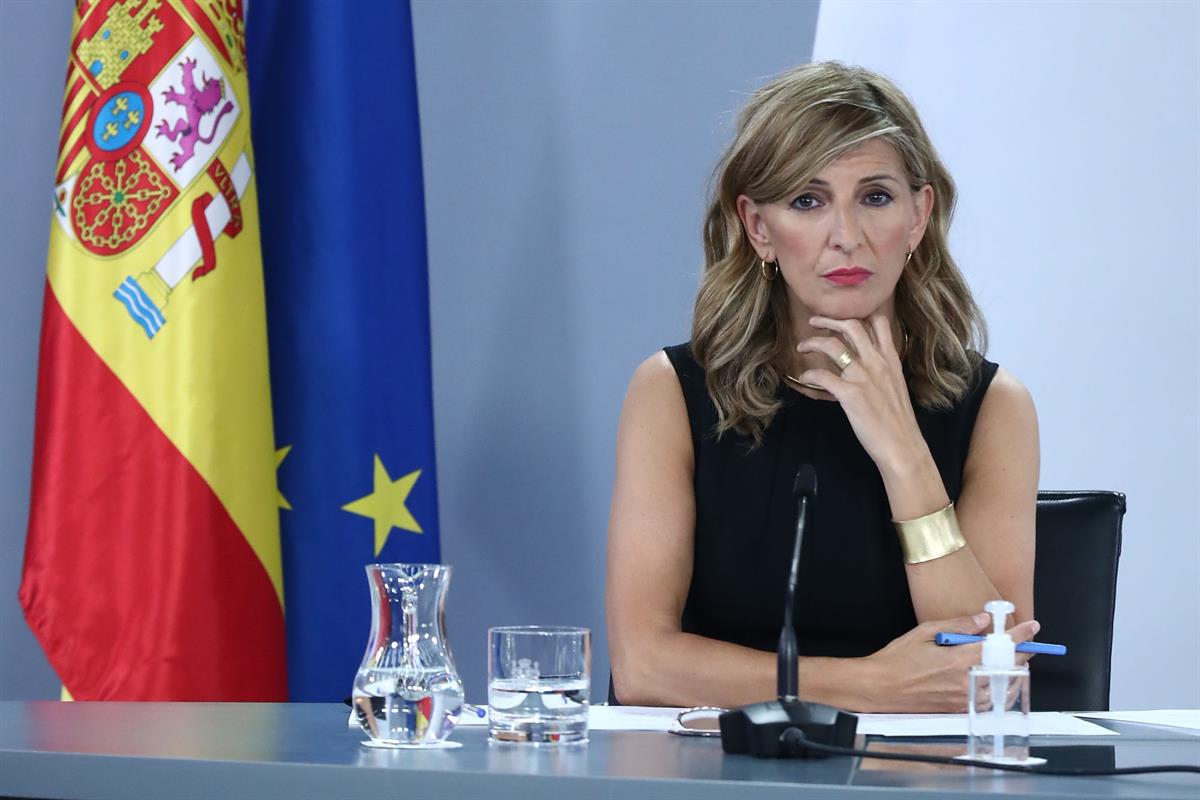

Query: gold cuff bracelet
left=894, top=502, right=967, bottom=564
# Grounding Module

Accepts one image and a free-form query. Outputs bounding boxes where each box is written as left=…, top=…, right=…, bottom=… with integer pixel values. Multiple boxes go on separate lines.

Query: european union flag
left=247, top=0, right=440, bottom=701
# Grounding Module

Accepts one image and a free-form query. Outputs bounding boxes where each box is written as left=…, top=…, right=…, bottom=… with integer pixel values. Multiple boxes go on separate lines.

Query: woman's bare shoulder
left=628, top=350, right=678, bottom=394
left=978, top=366, right=1037, bottom=428
left=964, top=365, right=1039, bottom=484
left=619, top=350, right=692, bottom=459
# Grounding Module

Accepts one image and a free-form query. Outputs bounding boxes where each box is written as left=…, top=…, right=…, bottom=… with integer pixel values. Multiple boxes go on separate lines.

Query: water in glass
left=354, top=666, right=464, bottom=745
left=488, top=626, right=590, bottom=745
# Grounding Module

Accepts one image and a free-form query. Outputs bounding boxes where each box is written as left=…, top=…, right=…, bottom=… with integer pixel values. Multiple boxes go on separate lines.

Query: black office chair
left=1031, top=490, right=1125, bottom=712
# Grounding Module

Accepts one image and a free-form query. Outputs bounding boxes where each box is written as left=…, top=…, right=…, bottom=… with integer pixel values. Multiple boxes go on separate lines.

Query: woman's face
left=738, top=138, right=933, bottom=323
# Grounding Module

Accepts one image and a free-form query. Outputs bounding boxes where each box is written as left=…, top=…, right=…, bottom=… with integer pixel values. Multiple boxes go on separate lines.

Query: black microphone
left=719, top=465, right=859, bottom=759
left=777, top=464, right=816, bottom=700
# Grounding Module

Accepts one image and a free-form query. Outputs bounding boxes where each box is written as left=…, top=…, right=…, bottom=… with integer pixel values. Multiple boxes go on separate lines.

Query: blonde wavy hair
left=693, top=61, right=986, bottom=443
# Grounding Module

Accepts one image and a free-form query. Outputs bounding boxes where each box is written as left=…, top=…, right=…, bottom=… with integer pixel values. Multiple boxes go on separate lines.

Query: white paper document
left=459, top=706, right=1116, bottom=736
left=456, top=705, right=683, bottom=730
left=589, top=705, right=682, bottom=731
left=1073, top=709, right=1200, bottom=733
left=855, top=712, right=1116, bottom=737
left=456, top=708, right=487, bottom=726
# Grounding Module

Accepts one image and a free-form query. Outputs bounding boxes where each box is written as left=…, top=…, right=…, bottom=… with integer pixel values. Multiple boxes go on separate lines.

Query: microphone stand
left=719, top=465, right=859, bottom=758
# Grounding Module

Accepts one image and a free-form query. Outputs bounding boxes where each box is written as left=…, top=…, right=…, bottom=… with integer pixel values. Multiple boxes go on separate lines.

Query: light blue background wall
left=412, top=0, right=821, bottom=702
left=2, top=0, right=1197, bottom=711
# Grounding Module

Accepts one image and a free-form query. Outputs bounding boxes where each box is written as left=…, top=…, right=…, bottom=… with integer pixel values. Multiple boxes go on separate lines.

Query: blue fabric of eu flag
left=246, top=0, right=440, bottom=701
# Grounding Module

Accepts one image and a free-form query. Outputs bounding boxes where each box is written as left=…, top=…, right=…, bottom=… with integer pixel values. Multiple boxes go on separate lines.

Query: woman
left=606, top=62, right=1040, bottom=712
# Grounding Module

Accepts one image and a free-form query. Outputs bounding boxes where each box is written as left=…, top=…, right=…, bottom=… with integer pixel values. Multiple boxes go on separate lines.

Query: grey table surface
left=0, top=702, right=1198, bottom=799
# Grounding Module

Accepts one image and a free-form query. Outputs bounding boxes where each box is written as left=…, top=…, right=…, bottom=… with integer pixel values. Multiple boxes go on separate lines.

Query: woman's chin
left=789, top=283, right=892, bottom=322
left=809, top=300, right=885, bottom=321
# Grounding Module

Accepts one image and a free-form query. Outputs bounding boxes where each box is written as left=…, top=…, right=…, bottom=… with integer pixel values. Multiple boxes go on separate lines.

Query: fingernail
left=974, top=612, right=990, bottom=627
left=1031, top=620, right=1041, bottom=635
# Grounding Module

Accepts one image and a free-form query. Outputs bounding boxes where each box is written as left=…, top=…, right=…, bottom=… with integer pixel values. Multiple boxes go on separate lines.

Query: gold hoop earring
left=760, top=259, right=779, bottom=281
left=904, top=250, right=914, bottom=267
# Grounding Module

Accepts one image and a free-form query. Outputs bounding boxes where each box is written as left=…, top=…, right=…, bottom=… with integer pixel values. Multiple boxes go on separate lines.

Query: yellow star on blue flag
left=342, top=455, right=423, bottom=556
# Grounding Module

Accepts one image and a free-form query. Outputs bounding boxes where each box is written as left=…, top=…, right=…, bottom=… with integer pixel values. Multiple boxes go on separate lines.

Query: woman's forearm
left=611, top=630, right=876, bottom=710
left=798, top=655, right=881, bottom=712
left=905, top=546, right=1005, bottom=622
left=611, top=630, right=772, bottom=707
left=878, top=450, right=1004, bottom=621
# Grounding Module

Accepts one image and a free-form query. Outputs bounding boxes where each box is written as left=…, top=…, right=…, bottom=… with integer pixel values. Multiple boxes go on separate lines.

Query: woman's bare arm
left=902, top=367, right=1040, bottom=624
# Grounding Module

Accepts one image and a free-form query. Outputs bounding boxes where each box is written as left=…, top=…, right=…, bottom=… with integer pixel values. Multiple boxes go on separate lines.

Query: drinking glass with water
left=488, top=626, right=590, bottom=745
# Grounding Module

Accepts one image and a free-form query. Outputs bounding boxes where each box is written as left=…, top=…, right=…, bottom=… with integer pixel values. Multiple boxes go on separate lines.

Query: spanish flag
left=19, top=0, right=286, bottom=700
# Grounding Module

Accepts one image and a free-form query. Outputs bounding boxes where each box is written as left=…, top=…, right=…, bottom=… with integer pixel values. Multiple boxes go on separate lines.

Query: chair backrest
left=1031, top=490, right=1125, bottom=711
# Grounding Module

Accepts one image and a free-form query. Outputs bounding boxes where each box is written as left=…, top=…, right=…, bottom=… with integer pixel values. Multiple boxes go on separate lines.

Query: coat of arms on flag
left=54, top=0, right=248, bottom=339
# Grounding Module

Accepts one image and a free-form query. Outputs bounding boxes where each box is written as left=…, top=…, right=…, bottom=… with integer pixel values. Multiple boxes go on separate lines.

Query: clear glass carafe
left=352, top=564, right=464, bottom=748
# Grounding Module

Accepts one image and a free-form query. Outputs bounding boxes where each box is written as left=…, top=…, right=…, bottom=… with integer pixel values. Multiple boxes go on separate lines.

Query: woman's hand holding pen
left=860, top=613, right=1039, bottom=713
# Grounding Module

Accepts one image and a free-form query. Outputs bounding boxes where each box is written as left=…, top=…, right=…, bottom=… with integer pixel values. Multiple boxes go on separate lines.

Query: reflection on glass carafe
left=352, top=563, right=464, bottom=748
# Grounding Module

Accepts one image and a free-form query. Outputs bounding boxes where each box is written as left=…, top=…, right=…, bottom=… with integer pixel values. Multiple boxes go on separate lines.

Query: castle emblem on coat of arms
left=76, top=0, right=165, bottom=90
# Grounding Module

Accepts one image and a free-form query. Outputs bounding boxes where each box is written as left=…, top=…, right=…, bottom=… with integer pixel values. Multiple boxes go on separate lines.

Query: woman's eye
left=864, top=191, right=893, bottom=206
left=790, top=194, right=822, bottom=211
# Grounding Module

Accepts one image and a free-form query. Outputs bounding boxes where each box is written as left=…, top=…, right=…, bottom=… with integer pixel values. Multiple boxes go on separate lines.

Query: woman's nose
left=828, top=202, right=864, bottom=253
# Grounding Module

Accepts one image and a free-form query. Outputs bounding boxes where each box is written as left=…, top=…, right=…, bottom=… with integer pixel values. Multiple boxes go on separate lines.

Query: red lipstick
left=822, top=267, right=873, bottom=287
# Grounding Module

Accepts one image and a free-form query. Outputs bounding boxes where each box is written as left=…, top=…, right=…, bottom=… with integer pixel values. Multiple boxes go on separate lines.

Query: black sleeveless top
left=666, top=342, right=998, bottom=659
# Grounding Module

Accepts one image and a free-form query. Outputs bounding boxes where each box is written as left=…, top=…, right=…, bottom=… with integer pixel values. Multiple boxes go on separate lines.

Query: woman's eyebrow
left=806, top=173, right=902, bottom=187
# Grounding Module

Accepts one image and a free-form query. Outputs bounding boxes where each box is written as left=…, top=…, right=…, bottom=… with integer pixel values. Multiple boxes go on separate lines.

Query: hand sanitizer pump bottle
left=966, top=600, right=1040, bottom=765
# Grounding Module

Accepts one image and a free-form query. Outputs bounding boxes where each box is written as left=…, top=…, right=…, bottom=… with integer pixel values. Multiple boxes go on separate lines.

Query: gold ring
left=834, top=350, right=854, bottom=371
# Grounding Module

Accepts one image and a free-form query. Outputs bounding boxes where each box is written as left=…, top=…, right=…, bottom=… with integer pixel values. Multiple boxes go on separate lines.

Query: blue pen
left=935, top=632, right=1067, bottom=656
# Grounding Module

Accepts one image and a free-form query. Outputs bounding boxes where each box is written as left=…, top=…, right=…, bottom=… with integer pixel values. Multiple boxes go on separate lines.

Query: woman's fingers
left=1007, top=619, right=1041, bottom=644
left=796, top=335, right=857, bottom=371
left=794, top=367, right=850, bottom=398
left=868, top=314, right=898, bottom=361
left=803, top=315, right=903, bottom=370
left=809, top=316, right=878, bottom=364
left=925, top=612, right=992, bottom=637
left=870, top=615, right=994, bottom=713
